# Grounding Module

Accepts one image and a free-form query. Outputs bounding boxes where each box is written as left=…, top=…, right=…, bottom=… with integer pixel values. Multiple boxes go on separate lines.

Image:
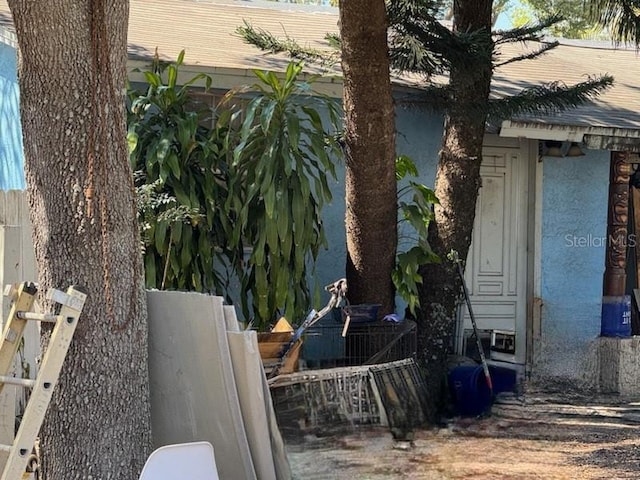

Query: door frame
left=453, top=135, right=538, bottom=371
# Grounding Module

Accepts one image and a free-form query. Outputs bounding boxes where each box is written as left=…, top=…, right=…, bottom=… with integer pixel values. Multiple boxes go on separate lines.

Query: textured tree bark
left=339, top=0, right=397, bottom=316
left=7, top=0, right=152, bottom=478
left=417, top=0, right=494, bottom=420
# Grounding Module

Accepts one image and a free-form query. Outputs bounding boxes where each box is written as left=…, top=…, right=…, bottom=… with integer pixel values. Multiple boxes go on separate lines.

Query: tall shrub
left=227, top=62, right=342, bottom=327
left=129, top=56, right=342, bottom=329
left=128, top=52, right=235, bottom=294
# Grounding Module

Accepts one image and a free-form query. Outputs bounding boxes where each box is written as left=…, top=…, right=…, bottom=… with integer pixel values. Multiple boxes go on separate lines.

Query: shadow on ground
left=286, top=392, right=640, bottom=479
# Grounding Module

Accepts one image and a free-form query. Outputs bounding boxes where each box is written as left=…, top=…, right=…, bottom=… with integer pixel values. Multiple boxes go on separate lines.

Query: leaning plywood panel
left=227, top=331, right=292, bottom=480
left=223, top=305, right=241, bottom=333
left=260, top=351, right=292, bottom=480
left=147, top=290, right=256, bottom=480
left=227, top=332, right=276, bottom=480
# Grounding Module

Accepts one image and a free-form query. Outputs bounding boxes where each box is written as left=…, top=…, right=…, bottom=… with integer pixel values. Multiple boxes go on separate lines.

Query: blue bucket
left=601, top=295, right=631, bottom=338
left=448, top=365, right=493, bottom=416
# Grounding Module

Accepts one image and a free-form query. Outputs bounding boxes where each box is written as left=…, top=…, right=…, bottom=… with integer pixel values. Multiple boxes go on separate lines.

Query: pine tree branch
left=451, top=28, right=495, bottom=65
left=387, top=2, right=452, bottom=76
left=389, top=30, right=446, bottom=76
left=394, top=74, right=614, bottom=125
left=235, top=21, right=339, bottom=68
left=390, top=17, right=494, bottom=76
left=386, top=0, right=442, bottom=25
left=494, top=14, right=564, bottom=44
left=488, top=75, right=614, bottom=120
left=325, top=33, right=341, bottom=50
left=386, top=0, right=496, bottom=76
left=494, top=41, right=559, bottom=68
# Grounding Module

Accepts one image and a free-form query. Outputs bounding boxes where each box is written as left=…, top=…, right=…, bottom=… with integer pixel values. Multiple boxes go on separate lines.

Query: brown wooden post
left=603, top=151, right=632, bottom=296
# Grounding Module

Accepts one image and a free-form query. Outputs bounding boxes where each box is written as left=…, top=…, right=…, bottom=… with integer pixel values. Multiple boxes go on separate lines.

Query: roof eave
left=127, top=58, right=345, bottom=98
left=500, top=119, right=640, bottom=152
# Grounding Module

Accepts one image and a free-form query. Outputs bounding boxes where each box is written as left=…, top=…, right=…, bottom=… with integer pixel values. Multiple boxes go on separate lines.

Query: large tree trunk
left=339, top=0, right=397, bottom=316
left=417, top=0, right=494, bottom=419
left=7, top=1, right=152, bottom=478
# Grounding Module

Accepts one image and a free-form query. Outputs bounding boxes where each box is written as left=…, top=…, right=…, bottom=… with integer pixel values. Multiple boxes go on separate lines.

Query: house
left=0, top=17, right=22, bottom=191
left=2, top=0, right=640, bottom=393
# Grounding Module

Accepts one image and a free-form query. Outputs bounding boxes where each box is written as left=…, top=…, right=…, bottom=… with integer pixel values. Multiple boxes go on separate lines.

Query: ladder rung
left=0, top=376, right=36, bottom=388
left=0, top=284, right=86, bottom=480
left=16, top=312, right=60, bottom=323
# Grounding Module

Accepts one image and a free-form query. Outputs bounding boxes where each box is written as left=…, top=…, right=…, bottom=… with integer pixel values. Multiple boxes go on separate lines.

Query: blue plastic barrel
left=601, top=295, right=631, bottom=338
left=488, top=365, right=517, bottom=394
left=448, top=365, right=492, bottom=416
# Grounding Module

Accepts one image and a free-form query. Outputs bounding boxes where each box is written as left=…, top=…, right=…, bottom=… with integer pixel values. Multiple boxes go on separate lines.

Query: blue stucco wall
left=535, top=150, right=609, bottom=387
left=313, top=103, right=443, bottom=316
left=306, top=103, right=443, bottom=363
left=395, top=103, right=443, bottom=185
left=0, top=42, right=25, bottom=190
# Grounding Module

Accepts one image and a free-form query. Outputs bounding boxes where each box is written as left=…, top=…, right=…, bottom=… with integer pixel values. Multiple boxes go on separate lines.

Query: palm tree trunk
left=339, top=0, right=397, bottom=316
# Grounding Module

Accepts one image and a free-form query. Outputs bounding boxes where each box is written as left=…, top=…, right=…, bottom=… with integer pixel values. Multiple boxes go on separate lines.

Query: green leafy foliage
left=511, top=0, right=607, bottom=39
left=588, top=0, right=640, bottom=44
left=510, top=0, right=640, bottom=42
left=488, top=74, right=614, bottom=121
left=386, top=0, right=458, bottom=76
left=393, top=155, right=439, bottom=315
left=236, top=21, right=341, bottom=71
left=128, top=52, right=233, bottom=296
left=227, top=62, right=342, bottom=327
left=240, top=1, right=613, bottom=125
left=129, top=54, right=341, bottom=329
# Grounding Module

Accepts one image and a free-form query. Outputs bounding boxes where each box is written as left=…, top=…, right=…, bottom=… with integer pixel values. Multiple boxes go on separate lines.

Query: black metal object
left=303, top=319, right=417, bottom=368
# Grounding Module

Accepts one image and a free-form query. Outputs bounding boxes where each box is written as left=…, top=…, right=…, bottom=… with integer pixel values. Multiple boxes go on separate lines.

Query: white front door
left=459, top=137, right=530, bottom=364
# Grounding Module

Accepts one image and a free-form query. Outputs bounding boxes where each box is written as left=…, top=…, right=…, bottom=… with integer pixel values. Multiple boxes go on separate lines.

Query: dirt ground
left=285, top=392, right=640, bottom=479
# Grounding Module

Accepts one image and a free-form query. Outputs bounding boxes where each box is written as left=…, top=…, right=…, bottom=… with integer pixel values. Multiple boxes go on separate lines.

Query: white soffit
left=500, top=120, right=640, bottom=152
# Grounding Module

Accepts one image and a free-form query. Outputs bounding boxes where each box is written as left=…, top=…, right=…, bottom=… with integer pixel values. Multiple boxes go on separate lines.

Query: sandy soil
left=286, top=393, right=640, bottom=479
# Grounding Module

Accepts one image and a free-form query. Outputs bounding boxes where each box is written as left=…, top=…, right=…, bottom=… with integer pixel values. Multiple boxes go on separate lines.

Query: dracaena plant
left=129, top=54, right=342, bottom=330
left=226, top=61, right=342, bottom=328
left=128, top=51, right=236, bottom=295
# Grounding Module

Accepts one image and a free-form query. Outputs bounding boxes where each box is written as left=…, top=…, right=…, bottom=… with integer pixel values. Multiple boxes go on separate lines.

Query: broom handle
left=453, top=252, right=493, bottom=394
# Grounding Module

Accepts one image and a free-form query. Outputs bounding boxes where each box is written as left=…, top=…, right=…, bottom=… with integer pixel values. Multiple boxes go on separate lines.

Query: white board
left=147, top=290, right=256, bottom=480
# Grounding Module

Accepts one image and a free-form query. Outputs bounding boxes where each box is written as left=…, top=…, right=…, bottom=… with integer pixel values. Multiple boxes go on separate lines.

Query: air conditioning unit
left=490, top=330, right=516, bottom=362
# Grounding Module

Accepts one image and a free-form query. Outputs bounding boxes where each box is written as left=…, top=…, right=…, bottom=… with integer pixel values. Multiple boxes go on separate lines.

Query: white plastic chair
left=139, top=441, right=220, bottom=480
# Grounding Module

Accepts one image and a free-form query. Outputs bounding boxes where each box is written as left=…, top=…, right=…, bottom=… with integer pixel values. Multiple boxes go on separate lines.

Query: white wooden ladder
left=0, top=282, right=86, bottom=480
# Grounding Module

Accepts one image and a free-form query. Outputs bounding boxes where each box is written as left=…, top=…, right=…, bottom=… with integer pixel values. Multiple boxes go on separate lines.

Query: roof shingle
left=1, top=0, right=639, bottom=136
